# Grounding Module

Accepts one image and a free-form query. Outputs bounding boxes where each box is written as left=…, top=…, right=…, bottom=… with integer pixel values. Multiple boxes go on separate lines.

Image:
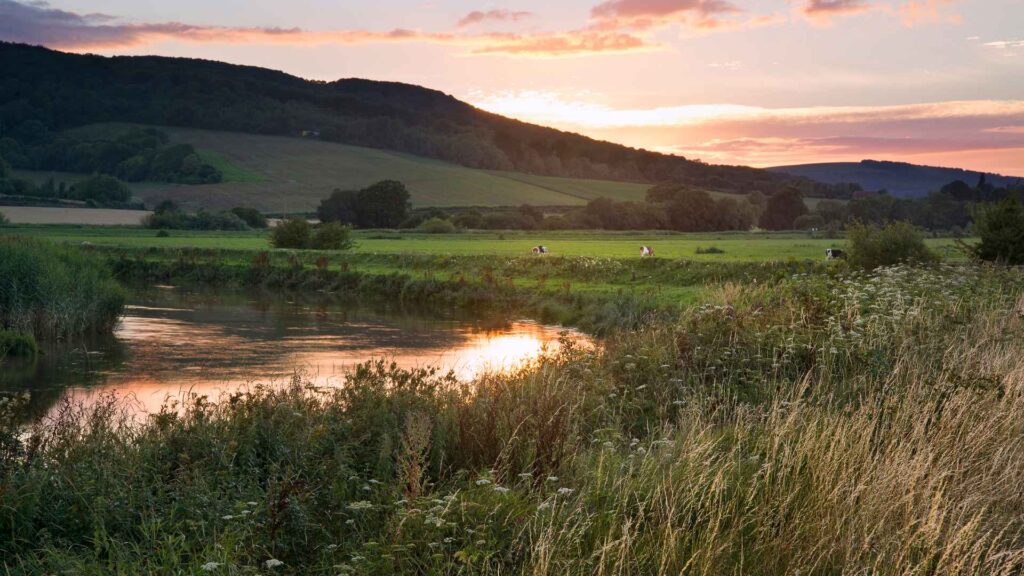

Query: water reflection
left=1, top=289, right=588, bottom=417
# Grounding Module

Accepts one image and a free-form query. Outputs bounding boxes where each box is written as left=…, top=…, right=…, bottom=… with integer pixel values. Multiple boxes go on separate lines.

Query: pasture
left=0, top=226, right=964, bottom=261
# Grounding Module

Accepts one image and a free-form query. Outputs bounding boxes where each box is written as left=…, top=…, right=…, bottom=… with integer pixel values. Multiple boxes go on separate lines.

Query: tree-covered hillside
left=0, top=42, right=854, bottom=199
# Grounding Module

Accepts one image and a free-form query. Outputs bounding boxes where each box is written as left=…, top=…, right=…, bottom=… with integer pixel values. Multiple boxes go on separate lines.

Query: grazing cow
left=640, top=246, right=655, bottom=257
left=826, top=248, right=846, bottom=260
left=532, top=245, right=548, bottom=255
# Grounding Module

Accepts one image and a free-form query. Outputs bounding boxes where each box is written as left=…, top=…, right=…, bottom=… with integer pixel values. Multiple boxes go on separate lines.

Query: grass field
left=0, top=226, right=964, bottom=260
left=17, top=124, right=830, bottom=213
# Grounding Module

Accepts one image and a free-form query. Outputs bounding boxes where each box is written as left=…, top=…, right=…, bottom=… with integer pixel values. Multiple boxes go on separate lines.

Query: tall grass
left=2, top=264, right=1023, bottom=574
left=0, top=236, right=125, bottom=339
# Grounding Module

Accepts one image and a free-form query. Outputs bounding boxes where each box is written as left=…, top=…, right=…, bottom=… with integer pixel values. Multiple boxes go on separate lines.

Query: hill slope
left=0, top=42, right=850, bottom=200
left=770, top=160, right=1023, bottom=198
left=17, top=125, right=662, bottom=211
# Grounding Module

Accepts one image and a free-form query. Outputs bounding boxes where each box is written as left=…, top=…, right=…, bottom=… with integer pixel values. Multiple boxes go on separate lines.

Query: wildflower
left=264, top=559, right=284, bottom=569
left=546, top=476, right=559, bottom=482
left=200, top=561, right=221, bottom=572
left=556, top=487, right=574, bottom=495
left=221, top=515, right=234, bottom=520
left=475, top=539, right=487, bottom=546
left=538, top=501, right=551, bottom=511
left=247, top=501, right=258, bottom=507
left=492, top=486, right=510, bottom=494
left=443, top=537, right=455, bottom=543
left=345, top=519, right=355, bottom=525
left=327, top=544, right=339, bottom=550
left=602, top=441, right=614, bottom=449
left=348, top=501, right=373, bottom=511
left=475, top=478, right=491, bottom=486
left=518, top=472, right=533, bottom=479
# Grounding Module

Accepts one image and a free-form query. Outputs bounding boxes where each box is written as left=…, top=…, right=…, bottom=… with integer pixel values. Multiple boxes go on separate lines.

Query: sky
left=2, top=0, right=1023, bottom=175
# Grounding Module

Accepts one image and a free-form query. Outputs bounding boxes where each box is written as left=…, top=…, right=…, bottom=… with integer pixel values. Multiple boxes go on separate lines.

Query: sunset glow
left=1, top=0, right=1021, bottom=173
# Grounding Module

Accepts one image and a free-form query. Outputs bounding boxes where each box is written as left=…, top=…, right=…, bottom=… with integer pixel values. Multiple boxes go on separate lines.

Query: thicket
left=0, top=236, right=125, bottom=339
left=968, top=197, right=1024, bottom=265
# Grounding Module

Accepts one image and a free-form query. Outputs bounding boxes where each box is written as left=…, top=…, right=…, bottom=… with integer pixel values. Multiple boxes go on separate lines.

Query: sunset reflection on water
left=40, top=293, right=590, bottom=416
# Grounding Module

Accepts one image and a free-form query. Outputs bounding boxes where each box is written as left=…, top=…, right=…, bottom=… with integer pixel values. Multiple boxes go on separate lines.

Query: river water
left=1, top=288, right=589, bottom=418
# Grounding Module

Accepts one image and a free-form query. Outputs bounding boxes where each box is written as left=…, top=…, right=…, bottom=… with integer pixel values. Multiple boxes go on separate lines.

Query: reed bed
left=1, top=263, right=1022, bottom=574
left=0, top=236, right=125, bottom=339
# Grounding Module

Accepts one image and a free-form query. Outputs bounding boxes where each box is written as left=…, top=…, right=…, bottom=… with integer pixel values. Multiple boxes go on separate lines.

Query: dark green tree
left=968, top=198, right=1024, bottom=264
left=759, top=188, right=808, bottom=230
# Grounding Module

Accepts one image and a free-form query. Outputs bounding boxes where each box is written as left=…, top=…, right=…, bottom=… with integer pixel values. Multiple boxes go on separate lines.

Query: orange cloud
left=898, top=0, right=960, bottom=26
left=457, top=9, right=533, bottom=28
left=472, top=31, right=651, bottom=56
left=589, top=0, right=765, bottom=31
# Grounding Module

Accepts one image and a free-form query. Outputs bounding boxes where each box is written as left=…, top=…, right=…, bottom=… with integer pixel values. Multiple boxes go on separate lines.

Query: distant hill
left=0, top=42, right=851, bottom=200
left=769, top=160, right=1023, bottom=198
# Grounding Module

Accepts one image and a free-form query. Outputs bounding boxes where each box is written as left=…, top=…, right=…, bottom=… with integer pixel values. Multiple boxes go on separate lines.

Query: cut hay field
left=0, top=206, right=150, bottom=225
left=19, top=124, right=825, bottom=213
left=0, top=226, right=964, bottom=261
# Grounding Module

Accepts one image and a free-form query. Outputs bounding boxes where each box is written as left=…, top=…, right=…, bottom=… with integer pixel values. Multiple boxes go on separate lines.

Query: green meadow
left=0, top=226, right=963, bottom=260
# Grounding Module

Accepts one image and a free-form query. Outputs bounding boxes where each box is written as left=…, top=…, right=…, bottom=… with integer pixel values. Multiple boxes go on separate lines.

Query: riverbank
left=2, top=263, right=1022, bottom=574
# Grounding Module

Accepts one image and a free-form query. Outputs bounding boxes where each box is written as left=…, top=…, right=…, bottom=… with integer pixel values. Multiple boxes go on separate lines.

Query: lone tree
left=317, top=180, right=411, bottom=228
left=759, top=188, right=808, bottom=230
left=968, top=197, right=1024, bottom=265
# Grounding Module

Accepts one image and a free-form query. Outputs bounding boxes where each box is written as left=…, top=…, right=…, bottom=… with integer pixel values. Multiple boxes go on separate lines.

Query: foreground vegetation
left=2, top=263, right=1023, bottom=574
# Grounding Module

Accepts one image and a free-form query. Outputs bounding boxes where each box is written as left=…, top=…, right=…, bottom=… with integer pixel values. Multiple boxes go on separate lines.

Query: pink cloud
left=457, top=9, right=533, bottom=28
left=0, top=0, right=649, bottom=57
left=898, top=0, right=960, bottom=26
left=801, top=0, right=874, bottom=23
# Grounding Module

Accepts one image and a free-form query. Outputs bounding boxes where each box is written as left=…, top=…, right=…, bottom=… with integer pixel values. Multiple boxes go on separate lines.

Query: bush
left=68, top=174, right=131, bottom=204
left=230, top=206, right=268, bottom=229
left=696, top=246, right=725, bottom=254
left=156, top=230, right=169, bottom=238
left=540, top=214, right=573, bottom=230
left=0, top=236, right=125, bottom=339
left=0, top=211, right=8, bottom=227
left=793, top=214, right=825, bottom=230
left=968, top=198, right=1024, bottom=265
left=270, top=218, right=313, bottom=249
left=417, top=217, right=457, bottom=234
left=452, top=211, right=483, bottom=229
left=0, top=330, right=37, bottom=357
left=310, top=222, right=354, bottom=250
left=845, top=221, right=937, bottom=269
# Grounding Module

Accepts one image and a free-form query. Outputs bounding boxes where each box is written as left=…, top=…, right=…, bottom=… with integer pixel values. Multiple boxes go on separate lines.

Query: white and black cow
left=532, top=245, right=548, bottom=255
left=826, top=248, right=846, bottom=260
left=640, top=246, right=655, bottom=257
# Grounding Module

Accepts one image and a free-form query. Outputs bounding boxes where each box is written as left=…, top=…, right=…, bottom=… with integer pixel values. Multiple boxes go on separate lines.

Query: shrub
left=0, top=237, right=125, bottom=339
left=0, top=330, right=37, bottom=357
left=540, top=214, right=573, bottom=230
left=230, top=206, right=268, bottom=229
left=452, top=211, right=483, bottom=229
left=156, top=230, right=170, bottom=238
left=68, top=174, right=131, bottom=204
left=696, top=246, right=725, bottom=255
left=0, top=211, right=8, bottom=227
left=845, top=221, right=937, bottom=269
left=793, top=213, right=825, bottom=230
left=967, top=198, right=1024, bottom=264
left=270, top=218, right=313, bottom=249
left=417, top=217, right=456, bottom=234
left=310, top=222, right=354, bottom=250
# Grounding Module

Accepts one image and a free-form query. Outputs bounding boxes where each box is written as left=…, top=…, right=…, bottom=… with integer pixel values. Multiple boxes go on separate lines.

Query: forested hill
left=770, top=160, right=1023, bottom=199
left=0, top=42, right=852, bottom=199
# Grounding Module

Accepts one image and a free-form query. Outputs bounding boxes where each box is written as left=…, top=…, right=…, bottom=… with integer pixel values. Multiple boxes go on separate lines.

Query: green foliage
left=695, top=246, right=725, bottom=254
left=0, top=236, right=125, bottom=339
left=845, top=221, right=938, bottom=269
left=0, top=330, right=37, bottom=358
left=318, top=180, right=411, bottom=228
left=270, top=218, right=313, bottom=249
left=310, top=222, right=355, bottom=250
left=793, top=213, right=825, bottom=230
left=0, top=152, right=9, bottom=178
left=968, top=197, right=1024, bottom=264
left=417, top=217, right=457, bottom=234
left=230, top=206, right=268, bottom=229
left=0, top=211, right=8, bottom=227
left=68, top=174, right=131, bottom=203
left=760, top=188, right=809, bottom=230
left=145, top=202, right=251, bottom=231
